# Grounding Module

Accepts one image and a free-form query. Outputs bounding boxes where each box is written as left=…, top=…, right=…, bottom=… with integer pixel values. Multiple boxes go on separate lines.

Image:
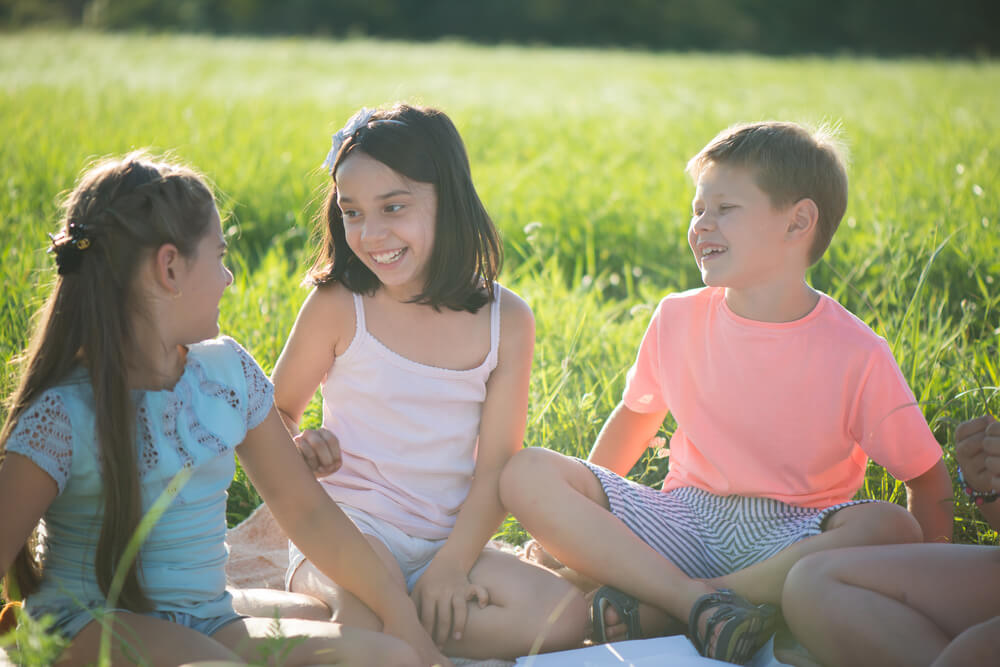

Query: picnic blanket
left=225, top=503, right=515, bottom=667
left=224, top=505, right=791, bottom=666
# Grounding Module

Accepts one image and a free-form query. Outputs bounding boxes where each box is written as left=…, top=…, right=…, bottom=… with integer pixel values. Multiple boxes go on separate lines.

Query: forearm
left=290, top=491, right=417, bottom=623
left=433, top=470, right=506, bottom=573
left=906, top=461, right=955, bottom=543
left=588, top=402, right=667, bottom=476
left=275, top=407, right=301, bottom=437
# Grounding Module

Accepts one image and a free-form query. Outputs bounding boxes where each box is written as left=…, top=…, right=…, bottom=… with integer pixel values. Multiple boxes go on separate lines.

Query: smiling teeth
left=372, top=248, right=405, bottom=264
left=702, top=247, right=726, bottom=257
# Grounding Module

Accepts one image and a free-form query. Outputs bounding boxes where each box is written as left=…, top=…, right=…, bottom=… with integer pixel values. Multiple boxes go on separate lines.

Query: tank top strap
left=488, top=282, right=501, bottom=365
left=352, top=291, right=368, bottom=336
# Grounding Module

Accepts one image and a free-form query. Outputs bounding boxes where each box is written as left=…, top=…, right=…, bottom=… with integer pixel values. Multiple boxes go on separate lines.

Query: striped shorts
left=581, top=460, right=869, bottom=579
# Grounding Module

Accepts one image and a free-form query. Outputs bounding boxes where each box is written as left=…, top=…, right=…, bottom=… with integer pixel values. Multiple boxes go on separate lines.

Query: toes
left=603, top=604, right=621, bottom=628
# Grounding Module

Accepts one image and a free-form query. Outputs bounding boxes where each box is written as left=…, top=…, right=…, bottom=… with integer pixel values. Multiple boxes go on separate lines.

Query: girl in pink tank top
left=268, top=104, right=589, bottom=660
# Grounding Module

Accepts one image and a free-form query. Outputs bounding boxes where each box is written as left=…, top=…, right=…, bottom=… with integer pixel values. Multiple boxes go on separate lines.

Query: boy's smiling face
left=688, top=162, right=796, bottom=291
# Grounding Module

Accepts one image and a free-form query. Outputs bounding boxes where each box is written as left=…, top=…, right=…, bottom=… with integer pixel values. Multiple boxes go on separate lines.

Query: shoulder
left=495, top=285, right=534, bottom=361
left=305, top=281, right=356, bottom=314
left=296, top=282, right=357, bottom=345
left=189, top=336, right=268, bottom=385
left=647, top=285, right=715, bottom=326
left=189, top=335, right=247, bottom=368
left=497, top=285, right=534, bottom=329
left=659, top=285, right=715, bottom=309
left=814, top=294, right=889, bottom=352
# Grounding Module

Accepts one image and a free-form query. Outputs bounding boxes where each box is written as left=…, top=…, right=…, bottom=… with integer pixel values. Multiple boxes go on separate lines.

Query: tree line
left=2, top=0, right=997, bottom=56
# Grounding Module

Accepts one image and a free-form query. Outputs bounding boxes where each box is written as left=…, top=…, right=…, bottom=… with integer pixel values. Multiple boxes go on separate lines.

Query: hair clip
left=48, top=222, right=93, bottom=275
left=322, top=107, right=407, bottom=175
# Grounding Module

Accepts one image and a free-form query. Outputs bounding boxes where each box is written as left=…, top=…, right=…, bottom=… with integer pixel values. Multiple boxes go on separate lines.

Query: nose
left=691, top=211, right=715, bottom=233
left=224, top=265, right=234, bottom=287
left=360, top=215, right=389, bottom=242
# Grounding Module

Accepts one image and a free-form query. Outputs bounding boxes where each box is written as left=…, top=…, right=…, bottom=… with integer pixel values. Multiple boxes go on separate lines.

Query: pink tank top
left=318, top=284, right=501, bottom=539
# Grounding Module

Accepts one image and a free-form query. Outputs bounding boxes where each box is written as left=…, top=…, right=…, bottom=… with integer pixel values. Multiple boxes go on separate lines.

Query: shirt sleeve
left=622, top=300, right=669, bottom=414
left=223, top=338, right=275, bottom=430
left=5, top=390, right=74, bottom=493
left=851, top=341, right=942, bottom=481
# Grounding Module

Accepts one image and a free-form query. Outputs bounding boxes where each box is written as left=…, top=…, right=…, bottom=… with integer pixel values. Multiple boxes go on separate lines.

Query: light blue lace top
left=6, top=336, right=273, bottom=619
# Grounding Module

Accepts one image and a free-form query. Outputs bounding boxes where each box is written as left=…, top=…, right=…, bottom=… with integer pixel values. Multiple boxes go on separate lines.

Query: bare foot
left=524, top=539, right=564, bottom=569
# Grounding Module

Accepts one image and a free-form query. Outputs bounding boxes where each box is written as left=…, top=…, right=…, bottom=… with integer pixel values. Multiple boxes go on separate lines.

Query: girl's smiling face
left=335, top=151, right=437, bottom=301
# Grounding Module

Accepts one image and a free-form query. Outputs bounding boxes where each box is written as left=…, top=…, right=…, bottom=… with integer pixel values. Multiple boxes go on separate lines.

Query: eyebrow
left=338, top=189, right=411, bottom=203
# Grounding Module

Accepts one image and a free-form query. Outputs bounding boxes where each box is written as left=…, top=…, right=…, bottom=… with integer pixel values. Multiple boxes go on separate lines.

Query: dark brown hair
left=307, top=103, right=501, bottom=312
left=687, top=121, right=849, bottom=266
left=1, top=152, right=216, bottom=610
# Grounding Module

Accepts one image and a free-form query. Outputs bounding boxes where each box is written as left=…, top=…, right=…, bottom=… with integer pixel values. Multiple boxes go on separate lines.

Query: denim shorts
left=287, top=502, right=446, bottom=592
left=30, top=601, right=244, bottom=641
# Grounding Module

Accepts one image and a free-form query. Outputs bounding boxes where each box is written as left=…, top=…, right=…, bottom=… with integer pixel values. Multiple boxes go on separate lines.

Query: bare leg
left=229, top=587, right=331, bottom=620
left=55, top=609, right=417, bottom=667
left=442, top=548, right=589, bottom=659
left=522, top=538, right=681, bottom=642
left=710, top=501, right=923, bottom=604
left=932, top=616, right=1000, bottom=667
left=56, top=612, right=242, bottom=666
left=288, top=534, right=407, bottom=631
left=783, top=543, right=1000, bottom=667
left=213, top=616, right=418, bottom=667
left=500, top=448, right=715, bottom=625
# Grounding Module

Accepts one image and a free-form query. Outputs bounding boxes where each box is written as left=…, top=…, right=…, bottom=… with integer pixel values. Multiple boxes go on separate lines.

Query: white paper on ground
left=512, top=634, right=790, bottom=667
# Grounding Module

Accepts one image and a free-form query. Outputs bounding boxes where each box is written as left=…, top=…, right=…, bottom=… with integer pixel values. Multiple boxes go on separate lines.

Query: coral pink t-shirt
left=623, top=287, right=942, bottom=508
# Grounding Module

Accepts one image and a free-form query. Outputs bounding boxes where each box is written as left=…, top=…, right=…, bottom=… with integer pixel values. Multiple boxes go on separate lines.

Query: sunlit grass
left=1, top=31, right=998, bottom=563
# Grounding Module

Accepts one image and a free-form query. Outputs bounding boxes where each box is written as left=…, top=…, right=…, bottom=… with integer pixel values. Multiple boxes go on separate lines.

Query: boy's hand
left=411, top=556, right=489, bottom=648
left=293, top=427, right=342, bottom=477
left=955, top=415, right=1000, bottom=492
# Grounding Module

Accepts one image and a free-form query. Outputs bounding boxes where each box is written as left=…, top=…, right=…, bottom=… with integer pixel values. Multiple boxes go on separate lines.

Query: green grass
left=1, top=31, right=999, bottom=557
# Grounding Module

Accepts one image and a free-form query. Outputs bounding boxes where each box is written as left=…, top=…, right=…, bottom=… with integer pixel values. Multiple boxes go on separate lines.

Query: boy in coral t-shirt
left=500, top=121, right=953, bottom=665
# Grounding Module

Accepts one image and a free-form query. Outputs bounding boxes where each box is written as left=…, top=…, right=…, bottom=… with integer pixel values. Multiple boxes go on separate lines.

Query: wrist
left=957, top=465, right=998, bottom=505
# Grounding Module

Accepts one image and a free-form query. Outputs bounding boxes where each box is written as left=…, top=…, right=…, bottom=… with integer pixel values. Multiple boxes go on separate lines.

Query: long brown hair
left=0, top=152, right=216, bottom=610
left=308, top=103, right=502, bottom=313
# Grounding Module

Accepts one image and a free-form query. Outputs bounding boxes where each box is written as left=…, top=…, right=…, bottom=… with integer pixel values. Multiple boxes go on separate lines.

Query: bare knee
left=829, top=501, right=923, bottom=545
left=500, top=447, right=563, bottom=512
left=782, top=550, right=839, bottom=616
left=866, top=502, right=924, bottom=544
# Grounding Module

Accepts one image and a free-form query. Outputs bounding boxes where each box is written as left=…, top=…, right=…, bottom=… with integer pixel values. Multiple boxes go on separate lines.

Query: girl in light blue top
left=0, top=153, right=450, bottom=666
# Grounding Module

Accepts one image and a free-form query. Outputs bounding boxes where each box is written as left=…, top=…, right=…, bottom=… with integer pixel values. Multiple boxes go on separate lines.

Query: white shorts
left=286, top=503, right=447, bottom=592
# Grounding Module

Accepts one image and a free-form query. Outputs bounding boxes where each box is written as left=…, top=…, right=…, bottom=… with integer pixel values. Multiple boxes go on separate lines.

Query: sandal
left=688, top=589, right=777, bottom=664
left=591, top=585, right=642, bottom=643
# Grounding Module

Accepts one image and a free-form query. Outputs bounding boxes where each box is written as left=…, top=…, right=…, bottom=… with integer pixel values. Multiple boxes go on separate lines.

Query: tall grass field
left=1, top=31, right=998, bottom=560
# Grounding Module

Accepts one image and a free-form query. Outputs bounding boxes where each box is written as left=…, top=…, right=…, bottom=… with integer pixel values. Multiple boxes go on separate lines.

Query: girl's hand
left=382, top=610, right=456, bottom=667
left=955, top=415, right=1000, bottom=491
left=293, top=427, right=342, bottom=477
left=410, top=556, right=489, bottom=648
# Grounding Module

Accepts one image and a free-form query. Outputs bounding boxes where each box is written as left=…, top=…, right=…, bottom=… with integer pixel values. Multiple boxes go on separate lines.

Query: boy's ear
left=152, top=243, right=183, bottom=295
left=786, top=198, right=819, bottom=240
